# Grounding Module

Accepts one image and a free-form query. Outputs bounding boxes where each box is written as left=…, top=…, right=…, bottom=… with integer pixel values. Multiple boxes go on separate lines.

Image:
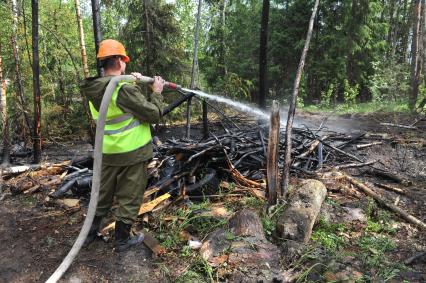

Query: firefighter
left=80, top=39, right=165, bottom=252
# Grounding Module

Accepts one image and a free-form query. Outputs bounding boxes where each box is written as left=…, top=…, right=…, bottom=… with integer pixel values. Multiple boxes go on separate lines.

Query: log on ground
left=276, top=179, right=327, bottom=243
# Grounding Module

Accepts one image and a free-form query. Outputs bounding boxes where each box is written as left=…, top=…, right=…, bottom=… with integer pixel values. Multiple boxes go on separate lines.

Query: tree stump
left=200, top=209, right=282, bottom=282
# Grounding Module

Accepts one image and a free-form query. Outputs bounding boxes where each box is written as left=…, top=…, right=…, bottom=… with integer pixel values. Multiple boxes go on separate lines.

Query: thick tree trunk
left=410, top=0, right=422, bottom=111
left=12, top=0, right=32, bottom=138
left=258, top=0, right=270, bottom=109
left=91, top=0, right=103, bottom=77
left=186, top=0, right=203, bottom=139
left=282, top=0, right=320, bottom=195
left=32, top=0, right=42, bottom=163
left=0, top=42, right=10, bottom=166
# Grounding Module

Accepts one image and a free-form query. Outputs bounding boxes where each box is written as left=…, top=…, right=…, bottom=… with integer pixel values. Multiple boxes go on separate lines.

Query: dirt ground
left=0, top=111, right=425, bottom=283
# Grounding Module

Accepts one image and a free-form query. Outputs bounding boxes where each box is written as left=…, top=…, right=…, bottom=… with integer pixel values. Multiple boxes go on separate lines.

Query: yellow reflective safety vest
left=89, top=81, right=152, bottom=154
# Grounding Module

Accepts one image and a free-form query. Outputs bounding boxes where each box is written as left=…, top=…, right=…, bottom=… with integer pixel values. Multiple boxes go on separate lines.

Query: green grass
left=175, top=256, right=214, bottom=283
left=311, top=217, right=346, bottom=252
left=357, top=235, right=403, bottom=282
left=302, top=100, right=410, bottom=114
left=156, top=200, right=227, bottom=249
left=364, top=198, right=397, bottom=234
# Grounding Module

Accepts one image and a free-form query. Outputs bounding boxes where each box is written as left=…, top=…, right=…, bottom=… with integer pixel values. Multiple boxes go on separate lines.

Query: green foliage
left=320, top=82, right=336, bottom=108
left=311, top=217, right=346, bottom=252
left=368, top=59, right=410, bottom=103
left=261, top=203, right=285, bottom=236
left=222, top=72, right=254, bottom=99
left=176, top=256, right=214, bottom=283
left=343, top=79, right=359, bottom=106
left=121, top=0, right=189, bottom=82
left=244, top=196, right=264, bottom=211
left=157, top=200, right=227, bottom=250
left=358, top=235, right=397, bottom=271
left=0, top=0, right=419, bottom=144
left=364, top=198, right=397, bottom=235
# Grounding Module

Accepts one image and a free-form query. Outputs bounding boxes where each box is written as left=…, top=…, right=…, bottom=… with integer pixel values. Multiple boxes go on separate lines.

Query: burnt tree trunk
left=12, top=0, right=32, bottom=138
left=282, top=0, right=319, bottom=195
left=258, top=0, right=270, bottom=109
left=0, top=42, right=10, bottom=166
left=410, top=0, right=422, bottom=111
left=266, top=100, right=279, bottom=205
left=202, top=100, right=209, bottom=138
left=32, top=0, right=42, bottom=163
left=91, top=0, right=103, bottom=77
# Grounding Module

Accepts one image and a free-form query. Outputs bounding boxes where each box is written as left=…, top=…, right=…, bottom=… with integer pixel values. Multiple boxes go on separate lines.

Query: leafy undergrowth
left=143, top=189, right=288, bottom=281
left=301, top=100, right=411, bottom=114
left=292, top=198, right=412, bottom=282
left=141, top=188, right=422, bottom=282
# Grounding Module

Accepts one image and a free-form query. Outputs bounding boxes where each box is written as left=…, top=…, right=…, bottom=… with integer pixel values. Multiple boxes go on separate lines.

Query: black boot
left=114, top=221, right=144, bottom=252
left=83, top=215, right=103, bottom=247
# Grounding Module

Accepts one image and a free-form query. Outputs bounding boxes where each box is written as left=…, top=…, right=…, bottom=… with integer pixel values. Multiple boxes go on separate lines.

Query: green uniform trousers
left=96, top=161, right=148, bottom=224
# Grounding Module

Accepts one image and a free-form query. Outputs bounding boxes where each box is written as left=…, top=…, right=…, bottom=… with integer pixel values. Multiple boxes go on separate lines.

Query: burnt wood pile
left=2, top=111, right=402, bottom=203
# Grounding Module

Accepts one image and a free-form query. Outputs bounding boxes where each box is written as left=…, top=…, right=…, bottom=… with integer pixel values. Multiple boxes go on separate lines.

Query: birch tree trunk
left=12, top=0, right=32, bottom=138
left=0, top=42, right=10, bottom=166
left=409, top=0, right=422, bottom=111
left=32, top=0, right=42, bottom=163
left=75, top=0, right=96, bottom=142
left=282, top=0, right=320, bottom=195
left=74, top=0, right=89, bottom=78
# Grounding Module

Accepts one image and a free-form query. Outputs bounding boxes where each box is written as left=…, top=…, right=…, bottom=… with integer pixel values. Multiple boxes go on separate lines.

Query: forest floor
left=0, top=111, right=425, bottom=283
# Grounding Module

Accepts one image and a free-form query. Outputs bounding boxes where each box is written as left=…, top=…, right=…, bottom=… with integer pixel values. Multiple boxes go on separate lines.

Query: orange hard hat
left=97, top=39, right=130, bottom=63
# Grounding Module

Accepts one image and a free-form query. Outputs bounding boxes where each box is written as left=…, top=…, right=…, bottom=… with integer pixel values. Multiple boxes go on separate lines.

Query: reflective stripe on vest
left=89, top=81, right=152, bottom=154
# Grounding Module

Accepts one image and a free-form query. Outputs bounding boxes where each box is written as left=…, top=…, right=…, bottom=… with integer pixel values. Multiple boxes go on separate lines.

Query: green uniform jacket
left=80, top=76, right=163, bottom=166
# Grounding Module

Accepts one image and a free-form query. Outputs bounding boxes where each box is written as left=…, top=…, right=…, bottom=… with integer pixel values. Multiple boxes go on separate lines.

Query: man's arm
left=116, top=83, right=164, bottom=124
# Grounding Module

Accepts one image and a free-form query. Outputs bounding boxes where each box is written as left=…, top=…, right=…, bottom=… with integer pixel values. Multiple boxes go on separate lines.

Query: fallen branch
left=356, top=142, right=383, bottom=149
left=380, top=122, right=417, bottom=130
left=404, top=250, right=426, bottom=265
left=374, top=182, right=405, bottom=195
left=366, top=168, right=411, bottom=185
left=333, top=160, right=376, bottom=170
left=343, top=174, right=426, bottom=230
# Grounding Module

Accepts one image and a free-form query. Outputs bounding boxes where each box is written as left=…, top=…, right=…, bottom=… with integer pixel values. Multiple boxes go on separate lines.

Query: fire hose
left=46, top=75, right=185, bottom=283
